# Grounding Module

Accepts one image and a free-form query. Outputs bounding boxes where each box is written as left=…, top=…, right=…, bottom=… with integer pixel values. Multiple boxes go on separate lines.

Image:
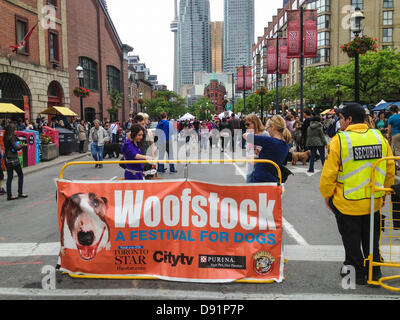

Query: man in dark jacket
left=228, top=114, right=241, bottom=153
left=301, top=109, right=312, bottom=151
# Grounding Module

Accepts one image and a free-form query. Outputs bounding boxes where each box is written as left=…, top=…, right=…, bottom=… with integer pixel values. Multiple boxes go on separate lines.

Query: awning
left=372, top=102, right=400, bottom=112
left=320, top=109, right=332, bottom=115
left=0, top=103, right=25, bottom=114
left=179, top=113, right=195, bottom=121
left=40, top=106, right=78, bottom=117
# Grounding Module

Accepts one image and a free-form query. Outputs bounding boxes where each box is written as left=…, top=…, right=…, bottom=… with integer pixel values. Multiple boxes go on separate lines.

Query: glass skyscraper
left=223, top=0, right=254, bottom=73
left=178, top=0, right=211, bottom=91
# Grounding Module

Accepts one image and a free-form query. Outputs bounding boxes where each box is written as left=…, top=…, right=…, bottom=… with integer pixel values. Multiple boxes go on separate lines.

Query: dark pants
left=6, top=163, right=24, bottom=197
left=308, top=146, right=325, bottom=172
left=79, top=140, right=85, bottom=153
left=330, top=199, right=381, bottom=277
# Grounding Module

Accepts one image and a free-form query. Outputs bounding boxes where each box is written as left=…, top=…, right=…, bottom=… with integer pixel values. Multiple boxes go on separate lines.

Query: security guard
left=320, top=103, right=395, bottom=285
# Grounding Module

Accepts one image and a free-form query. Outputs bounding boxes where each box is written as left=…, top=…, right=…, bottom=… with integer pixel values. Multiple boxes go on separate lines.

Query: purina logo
left=198, top=255, right=246, bottom=270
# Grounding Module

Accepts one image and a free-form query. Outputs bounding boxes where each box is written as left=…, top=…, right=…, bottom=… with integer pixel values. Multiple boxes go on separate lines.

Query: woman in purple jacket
left=121, top=124, right=153, bottom=180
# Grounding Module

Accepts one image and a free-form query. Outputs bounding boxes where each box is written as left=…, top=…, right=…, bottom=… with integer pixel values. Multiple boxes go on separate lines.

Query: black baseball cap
left=335, top=103, right=366, bottom=123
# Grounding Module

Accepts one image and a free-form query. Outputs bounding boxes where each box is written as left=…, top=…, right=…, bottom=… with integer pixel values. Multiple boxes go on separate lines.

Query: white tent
left=376, top=99, right=386, bottom=106
left=179, top=113, right=195, bottom=121
left=218, top=110, right=233, bottom=119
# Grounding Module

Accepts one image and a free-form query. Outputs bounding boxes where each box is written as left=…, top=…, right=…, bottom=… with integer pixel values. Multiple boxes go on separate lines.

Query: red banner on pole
left=279, top=38, right=289, bottom=74
left=266, top=39, right=277, bottom=74
left=303, top=10, right=318, bottom=58
left=245, top=67, right=252, bottom=91
left=236, top=66, right=252, bottom=91
left=236, top=67, right=244, bottom=91
left=287, top=10, right=301, bottom=58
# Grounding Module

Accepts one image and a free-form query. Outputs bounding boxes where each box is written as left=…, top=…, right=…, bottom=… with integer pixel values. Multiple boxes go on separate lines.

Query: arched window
left=79, top=57, right=98, bottom=91
left=106, top=66, right=120, bottom=92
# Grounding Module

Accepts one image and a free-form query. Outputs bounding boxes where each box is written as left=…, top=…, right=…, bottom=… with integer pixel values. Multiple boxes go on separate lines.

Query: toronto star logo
left=253, top=251, right=275, bottom=275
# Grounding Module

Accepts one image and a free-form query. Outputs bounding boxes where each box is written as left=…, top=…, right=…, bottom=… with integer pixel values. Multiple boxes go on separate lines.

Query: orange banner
left=56, top=179, right=284, bottom=283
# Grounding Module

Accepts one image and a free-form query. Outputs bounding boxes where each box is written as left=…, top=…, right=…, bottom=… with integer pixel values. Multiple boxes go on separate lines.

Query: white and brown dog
left=60, top=193, right=110, bottom=261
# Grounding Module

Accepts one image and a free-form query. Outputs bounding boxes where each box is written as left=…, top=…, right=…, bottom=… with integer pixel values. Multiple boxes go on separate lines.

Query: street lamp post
left=350, top=7, right=365, bottom=104
left=76, top=65, right=84, bottom=120
left=139, top=91, right=143, bottom=113
left=282, top=99, right=287, bottom=115
left=275, top=30, right=282, bottom=114
left=260, top=78, right=265, bottom=122
left=299, top=0, right=318, bottom=121
left=335, top=83, right=342, bottom=107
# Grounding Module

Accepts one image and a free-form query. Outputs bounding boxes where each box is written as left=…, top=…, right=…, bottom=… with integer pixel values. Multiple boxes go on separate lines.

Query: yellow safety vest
left=337, top=129, right=387, bottom=200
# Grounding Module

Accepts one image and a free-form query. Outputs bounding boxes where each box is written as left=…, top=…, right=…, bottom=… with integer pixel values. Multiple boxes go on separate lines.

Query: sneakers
left=0, top=188, right=5, bottom=196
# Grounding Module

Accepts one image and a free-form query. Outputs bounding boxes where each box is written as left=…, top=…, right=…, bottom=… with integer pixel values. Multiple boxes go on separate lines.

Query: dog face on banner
left=60, top=193, right=110, bottom=260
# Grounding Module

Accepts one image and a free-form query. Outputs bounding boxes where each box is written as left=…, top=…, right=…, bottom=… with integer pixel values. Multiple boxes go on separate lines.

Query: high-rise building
left=211, top=21, right=223, bottom=73
left=178, top=0, right=211, bottom=95
left=171, top=0, right=179, bottom=93
left=223, top=0, right=255, bottom=73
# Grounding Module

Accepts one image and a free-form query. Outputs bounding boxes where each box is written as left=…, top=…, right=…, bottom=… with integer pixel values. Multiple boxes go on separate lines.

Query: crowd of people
left=3, top=103, right=399, bottom=187
left=2, top=102, right=400, bottom=287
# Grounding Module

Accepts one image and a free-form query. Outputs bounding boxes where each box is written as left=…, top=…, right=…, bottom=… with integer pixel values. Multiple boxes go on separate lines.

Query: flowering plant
left=256, top=87, right=268, bottom=96
left=340, top=36, right=378, bottom=57
left=73, top=86, right=91, bottom=98
left=39, top=134, right=51, bottom=145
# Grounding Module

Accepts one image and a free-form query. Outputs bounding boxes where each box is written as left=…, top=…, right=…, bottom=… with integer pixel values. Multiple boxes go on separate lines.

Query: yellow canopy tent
left=40, top=106, right=78, bottom=117
left=320, top=109, right=332, bottom=115
left=0, top=103, right=25, bottom=114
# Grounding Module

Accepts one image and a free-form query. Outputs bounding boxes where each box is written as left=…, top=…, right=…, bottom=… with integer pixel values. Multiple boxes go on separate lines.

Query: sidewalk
left=16, top=152, right=91, bottom=177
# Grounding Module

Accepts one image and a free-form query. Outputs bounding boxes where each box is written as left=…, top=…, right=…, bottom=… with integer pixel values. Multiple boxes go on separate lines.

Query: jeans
left=308, top=146, right=325, bottom=172
left=157, top=141, right=176, bottom=172
left=6, top=163, right=23, bottom=197
left=91, top=142, right=104, bottom=162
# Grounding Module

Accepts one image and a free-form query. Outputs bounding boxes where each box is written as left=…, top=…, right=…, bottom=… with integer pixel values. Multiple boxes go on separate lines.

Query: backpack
left=326, top=118, right=339, bottom=138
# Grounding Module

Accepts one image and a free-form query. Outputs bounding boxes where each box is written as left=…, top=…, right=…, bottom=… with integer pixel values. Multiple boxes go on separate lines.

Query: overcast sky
left=106, top=0, right=281, bottom=90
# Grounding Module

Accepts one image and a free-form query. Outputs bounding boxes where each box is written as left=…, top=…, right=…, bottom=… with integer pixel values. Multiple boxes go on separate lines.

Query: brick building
left=253, top=0, right=400, bottom=98
left=0, top=0, right=133, bottom=123
left=204, top=79, right=227, bottom=114
left=0, top=0, right=70, bottom=121
left=67, top=0, right=133, bottom=122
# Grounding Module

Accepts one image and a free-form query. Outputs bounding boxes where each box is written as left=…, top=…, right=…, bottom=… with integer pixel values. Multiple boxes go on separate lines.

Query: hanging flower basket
left=256, top=87, right=268, bottom=96
left=73, top=86, right=91, bottom=98
left=340, top=36, right=378, bottom=58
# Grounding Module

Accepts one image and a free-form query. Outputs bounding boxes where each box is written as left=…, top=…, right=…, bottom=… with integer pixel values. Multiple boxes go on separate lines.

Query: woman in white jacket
left=89, top=120, right=110, bottom=168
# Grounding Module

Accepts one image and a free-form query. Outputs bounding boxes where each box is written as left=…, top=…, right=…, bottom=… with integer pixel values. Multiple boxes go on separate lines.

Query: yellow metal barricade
left=366, top=156, right=400, bottom=291
left=57, top=159, right=285, bottom=283
left=59, top=159, right=282, bottom=183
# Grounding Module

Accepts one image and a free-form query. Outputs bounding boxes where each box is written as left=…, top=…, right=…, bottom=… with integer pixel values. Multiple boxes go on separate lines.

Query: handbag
left=6, top=157, right=20, bottom=167
left=119, top=156, right=126, bottom=169
left=280, top=165, right=294, bottom=183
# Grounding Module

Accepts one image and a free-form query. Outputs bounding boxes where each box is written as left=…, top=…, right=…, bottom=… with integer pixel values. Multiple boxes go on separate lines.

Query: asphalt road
left=1, top=141, right=400, bottom=302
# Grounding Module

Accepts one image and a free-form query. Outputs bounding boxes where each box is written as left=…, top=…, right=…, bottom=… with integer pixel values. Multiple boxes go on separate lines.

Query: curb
left=15, top=152, right=91, bottom=177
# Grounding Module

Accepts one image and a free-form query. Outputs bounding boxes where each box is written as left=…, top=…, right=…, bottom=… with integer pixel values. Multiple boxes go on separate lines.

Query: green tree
left=107, top=90, right=123, bottom=122
left=190, top=97, right=214, bottom=120
left=340, top=49, right=400, bottom=104
left=142, top=90, right=187, bottom=120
